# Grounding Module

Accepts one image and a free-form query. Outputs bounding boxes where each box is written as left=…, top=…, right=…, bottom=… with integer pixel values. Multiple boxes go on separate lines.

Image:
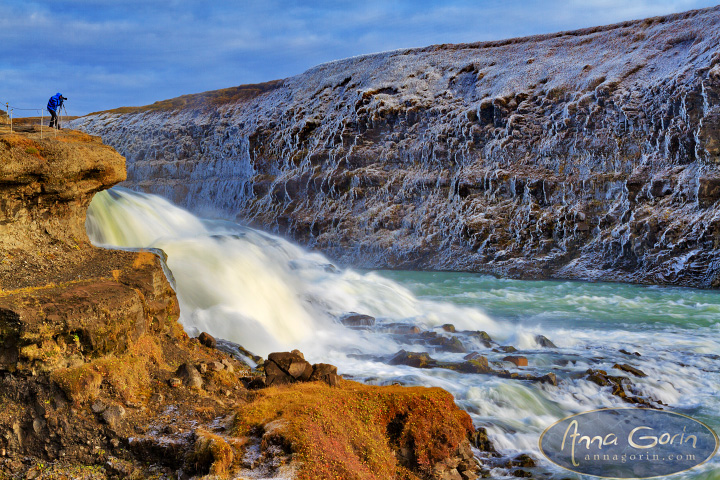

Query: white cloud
left=1, top=0, right=717, bottom=114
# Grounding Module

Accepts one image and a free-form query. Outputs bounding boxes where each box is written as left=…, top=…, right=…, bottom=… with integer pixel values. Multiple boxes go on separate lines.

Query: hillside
left=72, top=6, right=720, bottom=287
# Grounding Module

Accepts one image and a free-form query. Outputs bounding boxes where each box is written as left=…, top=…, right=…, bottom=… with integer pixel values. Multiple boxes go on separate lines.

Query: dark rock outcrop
left=73, top=6, right=720, bottom=288
left=262, top=351, right=340, bottom=387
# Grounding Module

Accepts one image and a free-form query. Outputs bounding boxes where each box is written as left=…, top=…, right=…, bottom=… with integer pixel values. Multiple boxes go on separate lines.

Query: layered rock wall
left=73, top=7, right=720, bottom=286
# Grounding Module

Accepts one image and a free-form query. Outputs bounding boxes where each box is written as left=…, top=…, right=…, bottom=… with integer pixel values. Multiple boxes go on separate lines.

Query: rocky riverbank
left=72, top=6, right=720, bottom=288
left=0, top=126, right=486, bottom=479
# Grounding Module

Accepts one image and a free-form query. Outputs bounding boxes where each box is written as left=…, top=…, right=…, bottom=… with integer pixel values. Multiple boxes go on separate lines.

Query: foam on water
left=86, top=187, right=720, bottom=478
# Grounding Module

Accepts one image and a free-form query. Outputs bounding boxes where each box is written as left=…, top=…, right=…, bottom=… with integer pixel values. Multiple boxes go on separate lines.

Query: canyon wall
left=72, top=6, right=720, bottom=287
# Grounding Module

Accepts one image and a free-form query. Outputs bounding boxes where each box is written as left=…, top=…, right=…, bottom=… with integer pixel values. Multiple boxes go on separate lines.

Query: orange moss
left=232, top=381, right=473, bottom=480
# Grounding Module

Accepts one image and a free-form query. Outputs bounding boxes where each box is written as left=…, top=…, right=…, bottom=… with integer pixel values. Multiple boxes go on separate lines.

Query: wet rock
left=537, top=372, right=558, bottom=386
left=585, top=369, right=655, bottom=407
left=469, top=427, right=496, bottom=453
left=441, top=324, right=456, bottom=333
left=619, top=349, right=642, bottom=357
left=535, top=335, right=557, bottom=348
left=176, top=363, right=204, bottom=389
left=339, top=312, right=376, bottom=327
left=429, top=335, right=467, bottom=353
left=236, top=345, right=264, bottom=364
left=467, top=331, right=493, bottom=347
left=102, top=405, right=126, bottom=429
left=613, top=363, right=647, bottom=377
left=383, top=323, right=422, bottom=335
left=511, top=469, right=532, bottom=477
left=507, top=453, right=536, bottom=468
left=442, top=357, right=493, bottom=374
left=388, top=350, right=437, bottom=368
left=198, top=332, right=216, bottom=349
left=586, top=369, right=612, bottom=386
left=503, top=356, right=528, bottom=367
left=463, top=352, right=483, bottom=361
left=493, top=345, right=517, bottom=353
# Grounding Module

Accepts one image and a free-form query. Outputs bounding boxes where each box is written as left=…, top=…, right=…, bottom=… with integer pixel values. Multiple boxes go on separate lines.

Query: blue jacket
left=47, top=93, right=64, bottom=112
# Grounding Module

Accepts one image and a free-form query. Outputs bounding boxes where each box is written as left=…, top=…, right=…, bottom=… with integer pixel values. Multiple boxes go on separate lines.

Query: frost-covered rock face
left=72, top=7, right=720, bottom=287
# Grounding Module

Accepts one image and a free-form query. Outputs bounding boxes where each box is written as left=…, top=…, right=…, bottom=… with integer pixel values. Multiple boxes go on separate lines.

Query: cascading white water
left=87, top=187, right=500, bottom=357
left=86, top=187, right=720, bottom=478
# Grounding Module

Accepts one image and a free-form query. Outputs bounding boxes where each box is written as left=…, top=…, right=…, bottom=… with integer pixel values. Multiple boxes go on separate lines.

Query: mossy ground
left=232, top=381, right=473, bottom=480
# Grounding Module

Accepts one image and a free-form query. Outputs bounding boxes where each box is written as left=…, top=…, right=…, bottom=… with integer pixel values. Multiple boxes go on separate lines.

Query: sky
left=1, top=0, right=718, bottom=116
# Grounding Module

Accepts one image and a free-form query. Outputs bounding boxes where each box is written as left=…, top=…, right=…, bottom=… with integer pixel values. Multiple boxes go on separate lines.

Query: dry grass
left=87, top=79, right=284, bottom=116
left=51, top=335, right=164, bottom=404
left=188, top=429, right=235, bottom=476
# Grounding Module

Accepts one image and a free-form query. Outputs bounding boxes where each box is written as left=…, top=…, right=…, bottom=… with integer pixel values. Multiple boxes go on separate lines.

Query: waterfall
left=86, top=187, right=499, bottom=357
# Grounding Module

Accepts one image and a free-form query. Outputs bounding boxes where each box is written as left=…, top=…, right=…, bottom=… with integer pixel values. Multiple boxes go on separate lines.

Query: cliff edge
left=73, top=6, right=720, bottom=287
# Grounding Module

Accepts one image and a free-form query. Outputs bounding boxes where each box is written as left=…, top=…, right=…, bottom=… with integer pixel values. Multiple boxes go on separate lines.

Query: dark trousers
left=48, top=109, right=59, bottom=128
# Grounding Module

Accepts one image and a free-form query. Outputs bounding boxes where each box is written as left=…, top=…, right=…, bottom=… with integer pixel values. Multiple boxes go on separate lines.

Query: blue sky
left=1, top=0, right=717, bottom=115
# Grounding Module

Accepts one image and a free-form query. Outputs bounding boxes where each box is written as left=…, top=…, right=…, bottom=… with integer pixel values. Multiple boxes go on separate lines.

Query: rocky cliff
left=72, top=6, right=720, bottom=287
left=0, top=126, right=484, bottom=479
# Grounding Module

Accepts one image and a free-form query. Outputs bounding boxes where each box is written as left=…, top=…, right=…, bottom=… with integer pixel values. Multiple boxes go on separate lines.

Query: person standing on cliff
left=47, top=93, right=67, bottom=129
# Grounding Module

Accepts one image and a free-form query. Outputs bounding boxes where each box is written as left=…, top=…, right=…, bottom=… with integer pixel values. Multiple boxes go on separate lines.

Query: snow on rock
left=71, top=6, right=720, bottom=287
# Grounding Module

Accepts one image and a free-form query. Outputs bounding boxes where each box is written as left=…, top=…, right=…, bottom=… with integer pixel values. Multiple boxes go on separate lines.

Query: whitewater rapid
left=86, top=187, right=720, bottom=478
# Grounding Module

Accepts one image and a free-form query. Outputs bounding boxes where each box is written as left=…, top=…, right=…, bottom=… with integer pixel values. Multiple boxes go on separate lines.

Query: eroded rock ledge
left=74, top=6, right=720, bottom=287
left=0, top=127, right=486, bottom=479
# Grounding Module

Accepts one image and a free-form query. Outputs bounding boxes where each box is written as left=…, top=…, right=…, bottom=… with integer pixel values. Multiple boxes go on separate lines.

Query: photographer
left=47, top=93, right=67, bottom=129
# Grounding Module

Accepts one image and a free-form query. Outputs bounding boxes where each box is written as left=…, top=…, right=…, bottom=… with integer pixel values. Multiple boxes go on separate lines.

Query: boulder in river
left=340, top=312, right=376, bottom=327
left=613, top=363, right=647, bottom=377
left=503, top=356, right=528, bottom=367
left=429, top=335, right=467, bottom=353
left=389, top=350, right=437, bottom=368
left=534, top=335, right=557, bottom=348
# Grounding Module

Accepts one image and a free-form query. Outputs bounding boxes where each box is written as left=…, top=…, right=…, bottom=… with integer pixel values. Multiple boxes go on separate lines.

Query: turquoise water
left=378, top=270, right=720, bottom=478
left=88, top=187, right=720, bottom=479
left=379, top=270, right=720, bottom=329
